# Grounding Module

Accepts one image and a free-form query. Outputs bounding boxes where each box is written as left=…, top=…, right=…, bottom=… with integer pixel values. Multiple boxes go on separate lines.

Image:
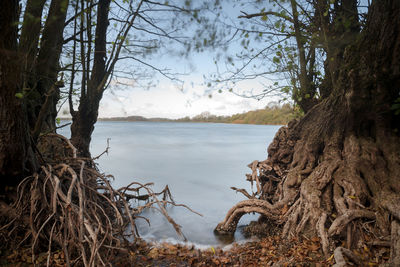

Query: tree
left=0, top=0, right=38, bottom=188
left=215, top=0, right=400, bottom=264
left=65, top=0, right=210, bottom=156
left=69, top=0, right=114, bottom=157
left=1, top=0, right=71, bottom=186
left=1, top=3, right=199, bottom=264
left=204, top=0, right=366, bottom=114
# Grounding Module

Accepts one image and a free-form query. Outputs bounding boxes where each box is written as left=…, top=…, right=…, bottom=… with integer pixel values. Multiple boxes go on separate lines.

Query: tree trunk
left=216, top=0, right=400, bottom=261
left=70, top=97, right=101, bottom=157
left=29, top=0, right=69, bottom=135
left=0, top=0, right=38, bottom=190
left=290, top=0, right=318, bottom=112
left=70, top=0, right=111, bottom=157
left=19, top=0, right=47, bottom=74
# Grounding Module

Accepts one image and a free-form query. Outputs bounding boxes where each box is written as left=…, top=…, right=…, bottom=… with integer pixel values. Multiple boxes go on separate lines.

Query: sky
left=60, top=1, right=281, bottom=119
left=94, top=42, right=278, bottom=119
left=99, top=79, right=273, bottom=119
left=96, top=49, right=278, bottom=119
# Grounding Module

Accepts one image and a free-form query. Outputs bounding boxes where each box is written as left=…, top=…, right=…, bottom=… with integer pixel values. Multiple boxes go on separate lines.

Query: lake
left=59, top=121, right=281, bottom=247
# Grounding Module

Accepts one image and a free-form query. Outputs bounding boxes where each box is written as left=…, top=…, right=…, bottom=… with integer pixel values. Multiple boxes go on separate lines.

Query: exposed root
left=0, top=135, right=197, bottom=266
left=391, top=220, right=400, bottom=266
left=215, top=117, right=399, bottom=263
left=214, top=199, right=282, bottom=234
left=332, top=246, right=363, bottom=267
left=230, top=187, right=255, bottom=199
left=317, top=212, right=329, bottom=255
left=328, top=209, right=375, bottom=236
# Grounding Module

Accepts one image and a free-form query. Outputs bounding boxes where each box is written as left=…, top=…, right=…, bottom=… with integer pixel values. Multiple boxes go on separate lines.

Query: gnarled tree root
left=0, top=135, right=198, bottom=267
left=333, top=247, right=363, bottom=267
left=214, top=199, right=282, bottom=235
left=391, top=220, right=400, bottom=266
left=215, top=114, right=400, bottom=265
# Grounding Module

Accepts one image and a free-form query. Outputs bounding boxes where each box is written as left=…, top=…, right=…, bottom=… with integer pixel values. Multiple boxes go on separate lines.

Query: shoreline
left=59, top=118, right=286, bottom=126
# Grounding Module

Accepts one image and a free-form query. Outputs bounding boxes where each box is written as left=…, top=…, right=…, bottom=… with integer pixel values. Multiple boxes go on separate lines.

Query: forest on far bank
left=97, top=104, right=296, bottom=125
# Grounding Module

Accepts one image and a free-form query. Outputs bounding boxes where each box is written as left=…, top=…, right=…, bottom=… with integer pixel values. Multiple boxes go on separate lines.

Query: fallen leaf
left=311, top=237, right=319, bottom=243
left=309, top=243, right=320, bottom=251
left=147, top=248, right=158, bottom=259
left=281, top=204, right=289, bottom=214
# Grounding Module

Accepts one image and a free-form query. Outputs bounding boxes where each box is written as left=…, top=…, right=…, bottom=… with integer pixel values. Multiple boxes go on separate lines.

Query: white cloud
left=97, top=80, right=274, bottom=119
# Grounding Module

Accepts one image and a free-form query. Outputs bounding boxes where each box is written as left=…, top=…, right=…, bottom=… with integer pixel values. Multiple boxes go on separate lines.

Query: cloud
left=97, top=79, right=275, bottom=119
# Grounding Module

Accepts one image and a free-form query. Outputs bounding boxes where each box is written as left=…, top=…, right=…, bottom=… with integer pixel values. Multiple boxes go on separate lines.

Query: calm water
left=59, top=121, right=281, bottom=246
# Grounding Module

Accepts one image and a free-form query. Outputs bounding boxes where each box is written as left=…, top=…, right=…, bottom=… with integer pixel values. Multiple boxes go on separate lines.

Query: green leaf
left=273, top=56, right=280, bottom=64
left=261, top=15, right=267, bottom=21
left=15, top=92, right=24, bottom=99
left=56, top=118, right=61, bottom=125
left=391, top=103, right=400, bottom=110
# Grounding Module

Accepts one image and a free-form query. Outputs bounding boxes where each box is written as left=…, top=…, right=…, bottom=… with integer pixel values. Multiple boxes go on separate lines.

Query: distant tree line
left=95, top=103, right=296, bottom=125
left=177, top=104, right=295, bottom=125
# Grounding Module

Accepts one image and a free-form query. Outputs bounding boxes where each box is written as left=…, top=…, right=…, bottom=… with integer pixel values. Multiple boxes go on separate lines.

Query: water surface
left=59, top=121, right=281, bottom=246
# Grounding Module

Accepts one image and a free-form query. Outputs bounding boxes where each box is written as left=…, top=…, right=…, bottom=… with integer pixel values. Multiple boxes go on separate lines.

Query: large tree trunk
left=0, top=0, right=38, bottom=190
left=216, top=0, right=400, bottom=263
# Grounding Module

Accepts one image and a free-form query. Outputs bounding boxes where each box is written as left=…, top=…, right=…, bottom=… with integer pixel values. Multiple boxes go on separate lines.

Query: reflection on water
left=59, top=121, right=281, bottom=246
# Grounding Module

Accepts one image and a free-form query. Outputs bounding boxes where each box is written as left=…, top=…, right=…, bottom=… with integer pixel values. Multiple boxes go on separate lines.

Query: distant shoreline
left=59, top=117, right=284, bottom=126
left=59, top=105, right=295, bottom=125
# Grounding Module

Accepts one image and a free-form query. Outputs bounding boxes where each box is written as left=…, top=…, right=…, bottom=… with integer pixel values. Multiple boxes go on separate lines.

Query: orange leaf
left=281, top=204, right=289, bottom=214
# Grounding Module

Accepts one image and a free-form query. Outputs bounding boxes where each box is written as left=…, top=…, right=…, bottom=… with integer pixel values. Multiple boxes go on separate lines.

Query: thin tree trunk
left=70, top=0, right=111, bottom=157
left=30, top=0, right=69, bottom=136
left=290, top=0, right=318, bottom=112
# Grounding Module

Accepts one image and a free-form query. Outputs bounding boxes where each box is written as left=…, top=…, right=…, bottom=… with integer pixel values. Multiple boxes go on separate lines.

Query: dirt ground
left=1, top=233, right=390, bottom=266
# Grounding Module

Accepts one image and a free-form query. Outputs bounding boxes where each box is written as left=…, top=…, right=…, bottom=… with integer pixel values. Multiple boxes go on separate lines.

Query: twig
left=93, top=138, right=111, bottom=160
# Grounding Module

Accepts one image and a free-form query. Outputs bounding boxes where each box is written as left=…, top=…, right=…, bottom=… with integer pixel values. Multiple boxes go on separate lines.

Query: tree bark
left=0, top=0, right=38, bottom=189
left=29, top=0, right=69, bottom=135
left=19, top=0, right=47, bottom=76
left=290, top=0, right=318, bottom=112
left=70, top=0, right=111, bottom=157
left=216, top=0, right=400, bottom=260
